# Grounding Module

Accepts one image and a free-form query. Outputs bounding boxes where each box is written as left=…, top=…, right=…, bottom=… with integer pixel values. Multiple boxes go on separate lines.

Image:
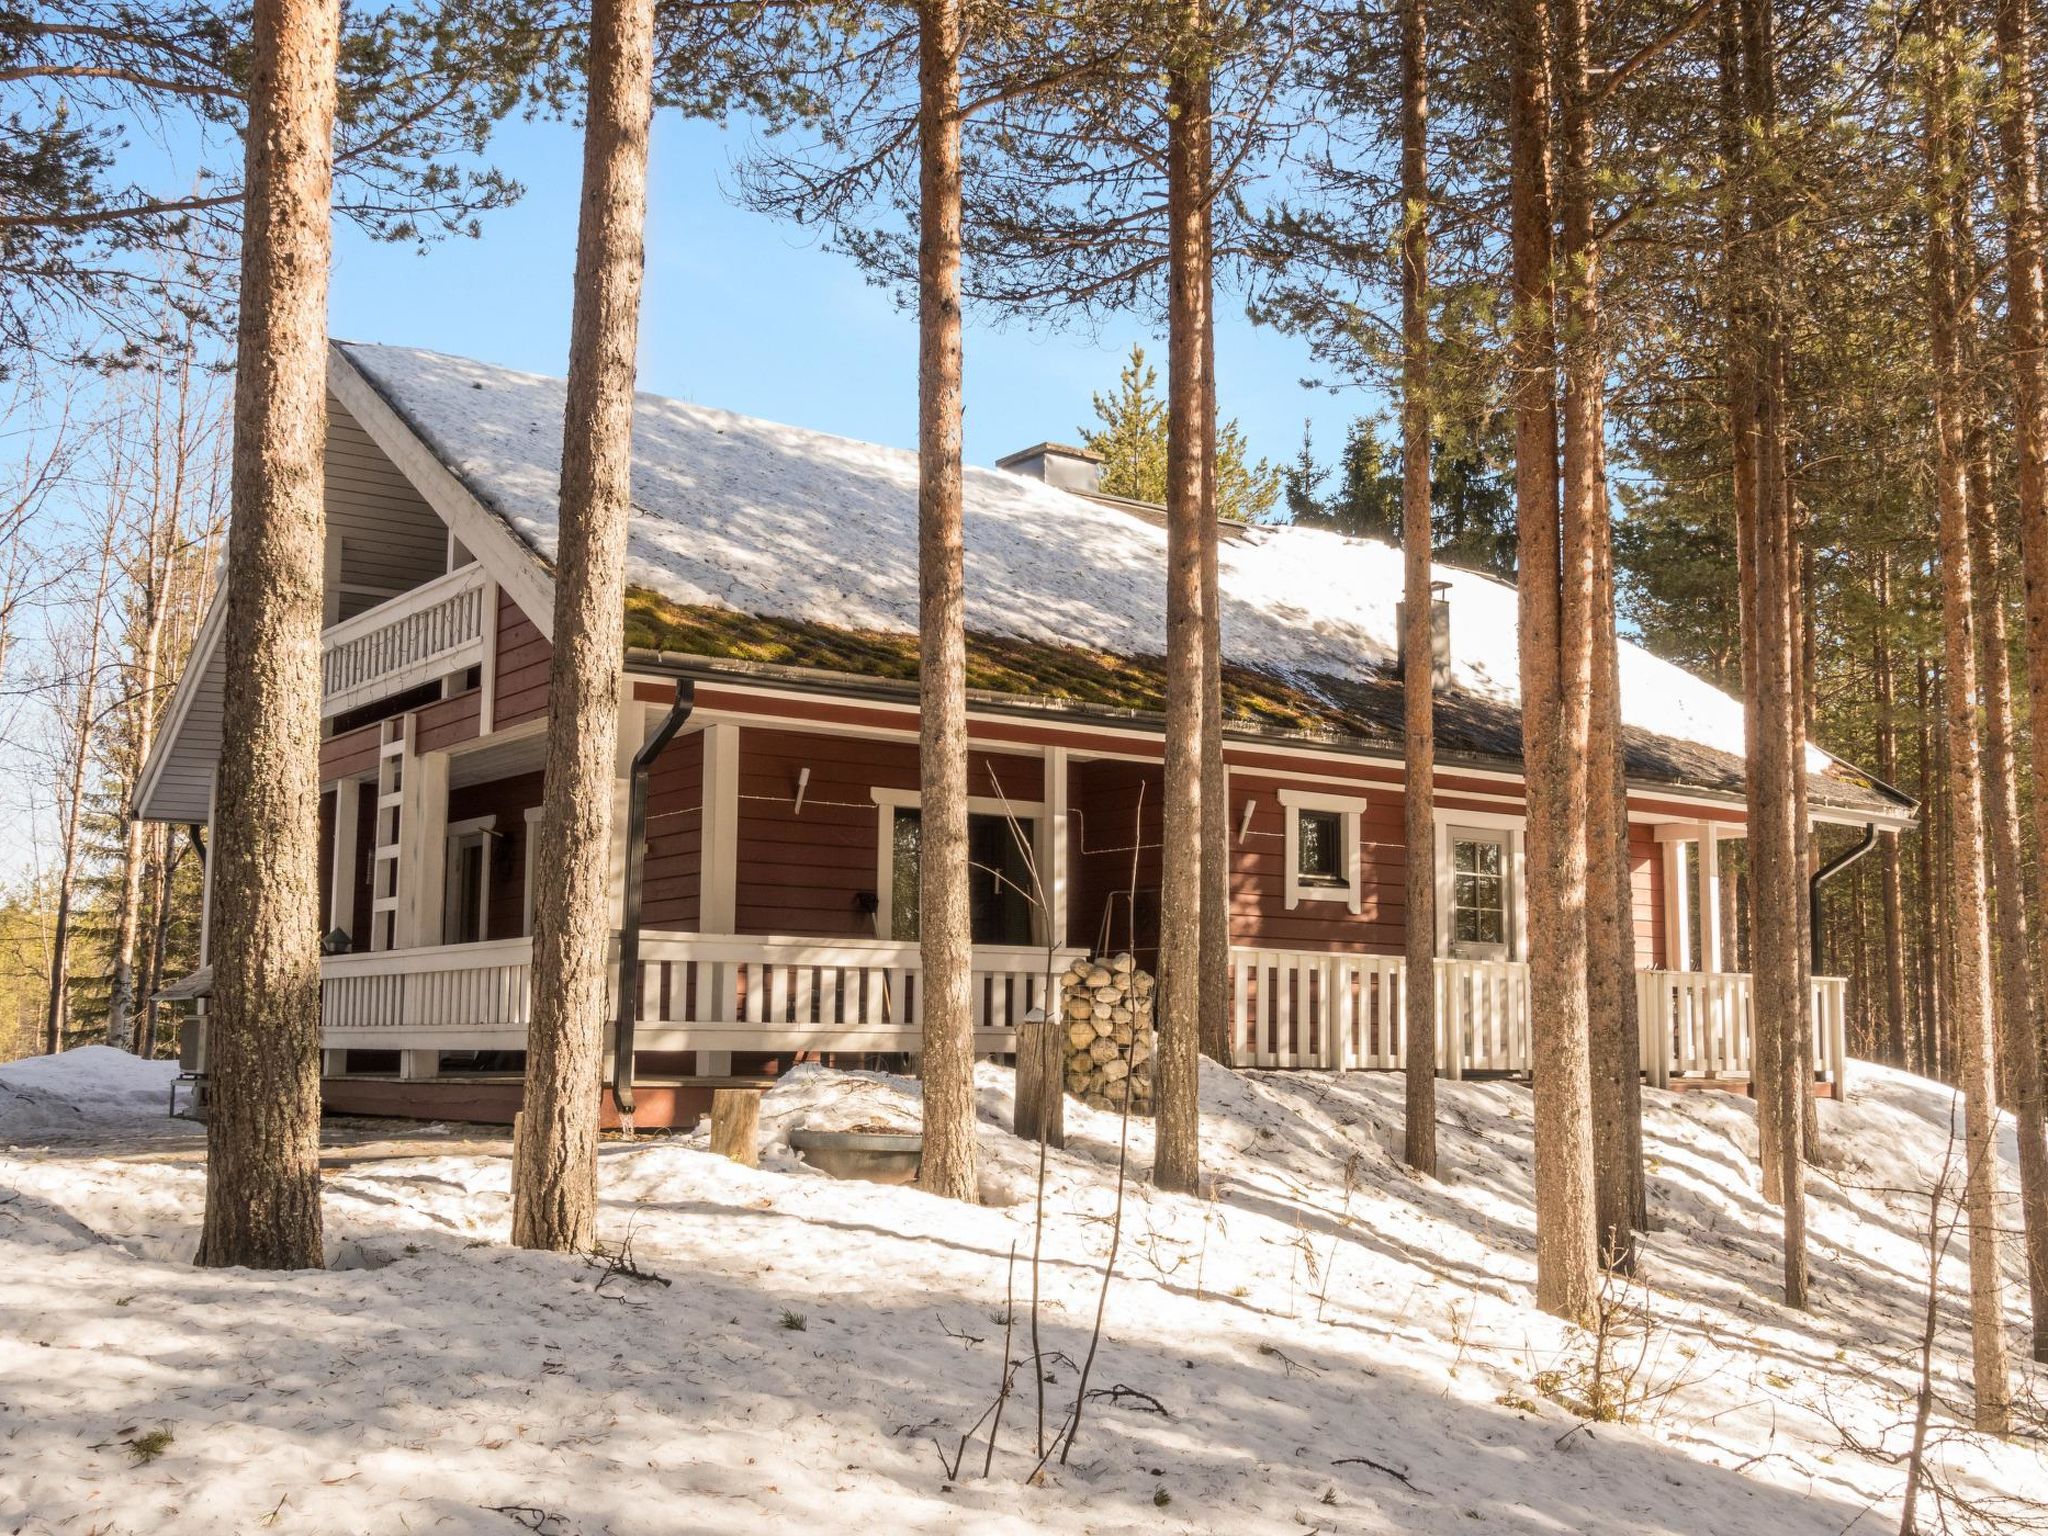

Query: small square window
left=1297, top=809, right=1345, bottom=885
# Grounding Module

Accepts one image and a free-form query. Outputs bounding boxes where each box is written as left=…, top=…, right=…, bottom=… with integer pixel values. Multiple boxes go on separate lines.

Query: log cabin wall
left=642, top=728, right=705, bottom=930
left=731, top=726, right=1043, bottom=940
left=1067, top=758, right=1163, bottom=963
left=493, top=587, right=550, bottom=729
left=1629, top=823, right=1664, bottom=968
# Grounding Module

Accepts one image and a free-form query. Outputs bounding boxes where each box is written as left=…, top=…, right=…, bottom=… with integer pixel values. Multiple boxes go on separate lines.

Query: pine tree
left=196, top=0, right=338, bottom=1272
left=1511, top=0, right=1599, bottom=1326
left=1151, top=0, right=1210, bottom=1197
left=512, top=0, right=659, bottom=1253
left=913, top=0, right=978, bottom=1205
left=1082, top=344, right=1281, bottom=523
left=1920, top=0, right=2010, bottom=1428
left=1993, top=0, right=2048, bottom=1368
left=1397, top=0, right=1435, bottom=1178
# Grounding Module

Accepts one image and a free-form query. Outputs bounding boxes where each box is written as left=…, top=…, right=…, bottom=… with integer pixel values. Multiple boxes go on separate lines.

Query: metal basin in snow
left=786, top=1127, right=923, bottom=1185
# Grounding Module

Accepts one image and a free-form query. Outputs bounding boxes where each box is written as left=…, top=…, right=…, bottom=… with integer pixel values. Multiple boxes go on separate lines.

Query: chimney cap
left=996, top=441, right=1104, bottom=496
left=996, top=440, right=1102, bottom=469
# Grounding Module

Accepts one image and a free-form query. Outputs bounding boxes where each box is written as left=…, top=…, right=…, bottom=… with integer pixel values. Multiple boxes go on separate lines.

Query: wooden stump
left=1013, top=1017, right=1066, bottom=1149
left=709, top=1089, right=762, bottom=1168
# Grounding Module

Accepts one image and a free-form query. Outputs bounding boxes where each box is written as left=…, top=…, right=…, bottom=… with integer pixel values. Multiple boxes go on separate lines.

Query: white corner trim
left=1276, top=788, right=1367, bottom=914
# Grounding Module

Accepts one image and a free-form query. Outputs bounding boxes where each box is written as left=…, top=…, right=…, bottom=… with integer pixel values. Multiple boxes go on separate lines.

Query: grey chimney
left=996, top=441, right=1103, bottom=495
left=1396, top=580, right=1453, bottom=688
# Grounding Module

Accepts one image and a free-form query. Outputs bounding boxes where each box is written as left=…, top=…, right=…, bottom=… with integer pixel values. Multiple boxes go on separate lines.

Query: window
left=1296, top=810, right=1345, bottom=886
left=887, top=806, right=1038, bottom=946
left=443, top=816, right=495, bottom=945
left=1277, top=789, right=1367, bottom=912
left=872, top=786, right=1046, bottom=945
left=1450, top=831, right=1509, bottom=954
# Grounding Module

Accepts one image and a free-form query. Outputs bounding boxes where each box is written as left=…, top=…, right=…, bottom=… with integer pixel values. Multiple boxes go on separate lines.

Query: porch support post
left=199, top=775, right=217, bottom=967
left=329, top=782, right=360, bottom=942
left=1697, top=822, right=1722, bottom=973
left=1041, top=745, right=1070, bottom=947
left=608, top=696, right=648, bottom=929
left=393, top=718, right=449, bottom=950
left=700, top=722, right=740, bottom=934
left=1662, top=834, right=1691, bottom=971
left=698, top=721, right=740, bottom=1076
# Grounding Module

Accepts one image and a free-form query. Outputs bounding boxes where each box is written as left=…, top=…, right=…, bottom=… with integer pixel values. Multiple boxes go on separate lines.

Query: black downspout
left=1809, top=821, right=1879, bottom=974
left=613, top=680, right=695, bottom=1123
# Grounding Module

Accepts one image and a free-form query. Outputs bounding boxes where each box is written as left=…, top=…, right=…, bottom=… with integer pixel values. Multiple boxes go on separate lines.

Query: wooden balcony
left=321, top=563, right=489, bottom=719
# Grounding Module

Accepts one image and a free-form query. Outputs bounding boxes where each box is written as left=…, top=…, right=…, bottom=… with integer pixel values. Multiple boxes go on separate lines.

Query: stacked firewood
left=1059, top=952, right=1156, bottom=1114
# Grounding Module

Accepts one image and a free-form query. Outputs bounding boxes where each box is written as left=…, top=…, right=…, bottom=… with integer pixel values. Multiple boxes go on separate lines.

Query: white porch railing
left=321, top=935, right=1847, bottom=1090
left=1228, top=948, right=1848, bottom=1089
left=321, top=563, right=489, bottom=718
left=320, top=932, right=1083, bottom=1055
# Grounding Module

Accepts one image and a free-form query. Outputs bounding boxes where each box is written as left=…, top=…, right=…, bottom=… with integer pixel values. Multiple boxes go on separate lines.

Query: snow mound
left=0, top=1047, right=178, bottom=1142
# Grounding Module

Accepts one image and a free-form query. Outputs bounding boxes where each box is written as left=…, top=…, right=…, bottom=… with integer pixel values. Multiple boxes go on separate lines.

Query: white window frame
left=443, top=814, right=496, bottom=945
left=870, top=786, right=1047, bottom=943
left=1277, top=788, right=1367, bottom=914
left=1432, top=807, right=1527, bottom=960
left=521, top=805, right=544, bottom=937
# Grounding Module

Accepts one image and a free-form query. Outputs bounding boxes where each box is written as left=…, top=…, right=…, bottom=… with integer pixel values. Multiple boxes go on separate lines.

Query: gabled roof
left=330, top=341, right=1907, bottom=820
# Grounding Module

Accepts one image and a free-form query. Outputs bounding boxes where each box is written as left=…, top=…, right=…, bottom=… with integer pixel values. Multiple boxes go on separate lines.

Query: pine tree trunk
left=1719, top=0, right=1779, bottom=1195
left=1873, top=559, right=1909, bottom=1068
left=1922, top=0, right=2012, bottom=1425
left=1733, top=0, right=1809, bottom=1308
left=109, top=504, right=177, bottom=1052
left=510, top=0, right=657, bottom=1251
left=138, top=829, right=179, bottom=1061
left=1153, top=0, right=1210, bottom=1195
left=1510, top=0, right=1598, bottom=1325
left=1914, top=659, right=1942, bottom=1079
left=912, top=0, right=978, bottom=1204
left=1398, top=0, right=1436, bottom=1178
left=1967, top=450, right=2048, bottom=1363
left=1560, top=0, right=1642, bottom=1262
left=1197, top=107, right=1232, bottom=1070
left=196, top=0, right=338, bottom=1272
left=1995, top=0, right=2048, bottom=1367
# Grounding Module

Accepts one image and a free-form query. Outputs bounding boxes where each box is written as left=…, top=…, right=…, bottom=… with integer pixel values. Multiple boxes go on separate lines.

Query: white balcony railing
left=320, top=932, right=1083, bottom=1055
left=321, top=563, right=489, bottom=718
left=1229, top=949, right=1847, bottom=1089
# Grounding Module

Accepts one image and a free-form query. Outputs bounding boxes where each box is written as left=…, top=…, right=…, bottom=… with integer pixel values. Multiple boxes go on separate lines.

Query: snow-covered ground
left=0, top=1054, right=2039, bottom=1534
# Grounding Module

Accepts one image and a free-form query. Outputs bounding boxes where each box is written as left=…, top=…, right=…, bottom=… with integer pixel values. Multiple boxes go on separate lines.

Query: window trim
left=1276, top=788, right=1366, bottom=914
left=870, top=786, right=1047, bottom=943
left=1431, top=807, right=1527, bottom=960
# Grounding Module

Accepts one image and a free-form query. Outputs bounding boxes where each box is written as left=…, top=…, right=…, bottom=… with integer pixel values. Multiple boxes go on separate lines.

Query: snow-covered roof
left=336, top=342, right=1905, bottom=816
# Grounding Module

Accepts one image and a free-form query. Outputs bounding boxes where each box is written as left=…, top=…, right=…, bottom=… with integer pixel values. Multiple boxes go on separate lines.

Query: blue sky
left=328, top=113, right=1377, bottom=480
